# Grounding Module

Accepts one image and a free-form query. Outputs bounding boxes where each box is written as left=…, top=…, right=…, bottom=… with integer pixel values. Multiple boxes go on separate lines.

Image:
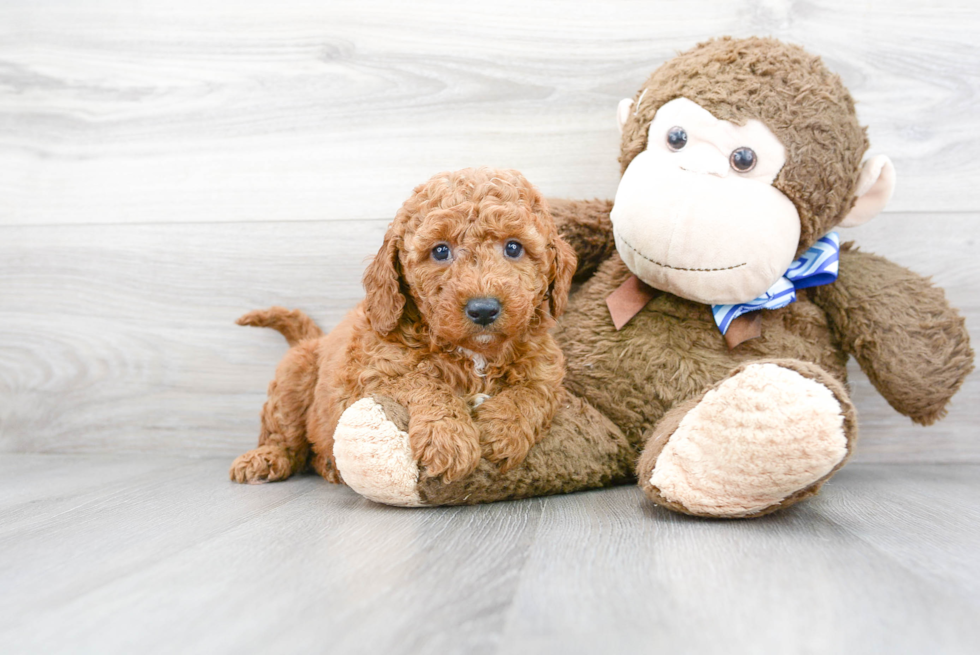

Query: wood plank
left=1, top=213, right=977, bottom=462
left=0, top=457, right=320, bottom=636
left=1, top=0, right=979, bottom=226
left=0, top=454, right=197, bottom=517
left=495, top=468, right=980, bottom=654
left=0, top=219, right=387, bottom=456
left=1, top=456, right=978, bottom=654
left=816, top=464, right=980, bottom=599
left=0, top=455, right=541, bottom=655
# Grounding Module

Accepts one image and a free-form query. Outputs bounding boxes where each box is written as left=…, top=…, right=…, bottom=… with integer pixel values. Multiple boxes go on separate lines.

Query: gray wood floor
left=1, top=455, right=978, bottom=655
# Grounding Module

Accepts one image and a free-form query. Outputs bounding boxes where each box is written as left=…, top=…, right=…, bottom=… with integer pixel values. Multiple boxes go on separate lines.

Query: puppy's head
left=363, top=167, right=576, bottom=353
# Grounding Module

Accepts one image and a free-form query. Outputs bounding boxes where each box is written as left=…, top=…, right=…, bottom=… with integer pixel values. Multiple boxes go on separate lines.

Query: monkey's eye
left=730, top=147, right=757, bottom=172
left=431, top=243, right=452, bottom=262
left=504, top=240, right=523, bottom=259
left=666, top=126, right=688, bottom=151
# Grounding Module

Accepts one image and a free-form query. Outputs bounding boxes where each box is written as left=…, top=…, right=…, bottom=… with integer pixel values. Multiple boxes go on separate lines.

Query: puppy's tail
left=236, top=306, right=324, bottom=346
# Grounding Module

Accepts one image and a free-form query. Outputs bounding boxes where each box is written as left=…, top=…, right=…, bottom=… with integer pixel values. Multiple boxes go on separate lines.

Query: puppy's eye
left=666, top=126, right=688, bottom=151
left=431, top=243, right=452, bottom=262
left=504, top=241, right=523, bottom=258
left=730, top=147, right=757, bottom=172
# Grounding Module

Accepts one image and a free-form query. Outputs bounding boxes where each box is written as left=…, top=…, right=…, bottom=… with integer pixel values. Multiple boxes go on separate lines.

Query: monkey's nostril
left=465, top=298, right=501, bottom=326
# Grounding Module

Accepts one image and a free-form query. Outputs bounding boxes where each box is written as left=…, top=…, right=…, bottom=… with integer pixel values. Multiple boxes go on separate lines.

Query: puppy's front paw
left=478, top=415, right=534, bottom=473
left=409, top=417, right=481, bottom=483
left=230, top=445, right=294, bottom=484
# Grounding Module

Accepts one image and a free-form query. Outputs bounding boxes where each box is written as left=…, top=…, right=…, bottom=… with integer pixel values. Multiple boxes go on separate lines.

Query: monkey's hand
left=547, top=198, right=616, bottom=281
left=811, top=244, right=973, bottom=425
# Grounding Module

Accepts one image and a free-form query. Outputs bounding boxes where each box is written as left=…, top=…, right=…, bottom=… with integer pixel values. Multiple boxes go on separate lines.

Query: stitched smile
left=619, top=234, right=746, bottom=272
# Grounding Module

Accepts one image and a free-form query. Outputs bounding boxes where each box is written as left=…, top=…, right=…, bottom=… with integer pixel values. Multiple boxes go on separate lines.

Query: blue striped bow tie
left=712, top=232, right=840, bottom=335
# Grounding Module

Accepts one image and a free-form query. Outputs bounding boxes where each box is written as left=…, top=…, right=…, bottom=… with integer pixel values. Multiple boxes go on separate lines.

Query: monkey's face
left=611, top=98, right=801, bottom=305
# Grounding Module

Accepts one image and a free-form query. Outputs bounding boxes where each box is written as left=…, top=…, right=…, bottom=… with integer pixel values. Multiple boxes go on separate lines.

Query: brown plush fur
left=557, top=255, right=850, bottom=450
left=548, top=198, right=616, bottom=282
left=230, top=167, right=577, bottom=485
left=343, top=38, right=972, bottom=515
left=621, top=37, right=868, bottom=256
left=812, top=244, right=974, bottom=425
left=416, top=393, right=636, bottom=505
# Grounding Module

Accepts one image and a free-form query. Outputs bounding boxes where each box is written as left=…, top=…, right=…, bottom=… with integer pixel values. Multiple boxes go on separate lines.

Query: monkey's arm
left=548, top=198, right=616, bottom=280
left=811, top=244, right=974, bottom=425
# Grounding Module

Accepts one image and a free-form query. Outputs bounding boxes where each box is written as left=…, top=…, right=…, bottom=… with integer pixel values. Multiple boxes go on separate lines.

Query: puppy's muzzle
left=465, top=298, right=501, bottom=326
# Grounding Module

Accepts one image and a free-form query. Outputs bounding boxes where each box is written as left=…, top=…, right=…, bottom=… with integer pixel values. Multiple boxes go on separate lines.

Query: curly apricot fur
left=231, top=167, right=576, bottom=485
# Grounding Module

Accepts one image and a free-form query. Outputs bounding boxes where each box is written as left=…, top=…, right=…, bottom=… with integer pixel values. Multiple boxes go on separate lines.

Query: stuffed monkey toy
left=311, top=37, right=974, bottom=518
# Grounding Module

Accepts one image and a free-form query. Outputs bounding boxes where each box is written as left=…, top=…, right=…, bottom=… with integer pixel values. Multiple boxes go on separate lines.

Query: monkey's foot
left=637, top=361, right=856, bottom=518
left=332, top=396, right=424, bottom=507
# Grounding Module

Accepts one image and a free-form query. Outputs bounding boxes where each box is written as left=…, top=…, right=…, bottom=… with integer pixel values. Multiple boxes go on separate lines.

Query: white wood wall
left=1, top=0, right=977, bottom=462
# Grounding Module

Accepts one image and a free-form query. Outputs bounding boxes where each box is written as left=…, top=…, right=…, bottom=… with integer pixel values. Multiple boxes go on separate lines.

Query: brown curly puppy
left=230, top=167, right=577, bottom=485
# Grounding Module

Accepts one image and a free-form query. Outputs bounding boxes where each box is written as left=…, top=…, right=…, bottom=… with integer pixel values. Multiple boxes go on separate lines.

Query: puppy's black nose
left=465, top=298, right=501, bottom=326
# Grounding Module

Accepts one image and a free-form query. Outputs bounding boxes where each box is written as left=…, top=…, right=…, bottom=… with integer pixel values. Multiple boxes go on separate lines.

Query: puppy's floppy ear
left=546, top=235, right=577, bottom=318
left=362, top=226, right=405, bottom=335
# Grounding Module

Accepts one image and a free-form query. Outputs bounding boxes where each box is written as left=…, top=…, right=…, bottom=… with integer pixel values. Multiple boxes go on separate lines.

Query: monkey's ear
left=617, top=98, right=634, bottom=135
left=362, top=229, right=406, bottom=336
left=839, top=155, right=896, bottom=227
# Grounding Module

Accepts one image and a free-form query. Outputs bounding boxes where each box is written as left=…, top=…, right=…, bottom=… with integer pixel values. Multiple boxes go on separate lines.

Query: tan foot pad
left=651, top=363, right=848, bottom=517
left=333, top=398, right=423, bottom=507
